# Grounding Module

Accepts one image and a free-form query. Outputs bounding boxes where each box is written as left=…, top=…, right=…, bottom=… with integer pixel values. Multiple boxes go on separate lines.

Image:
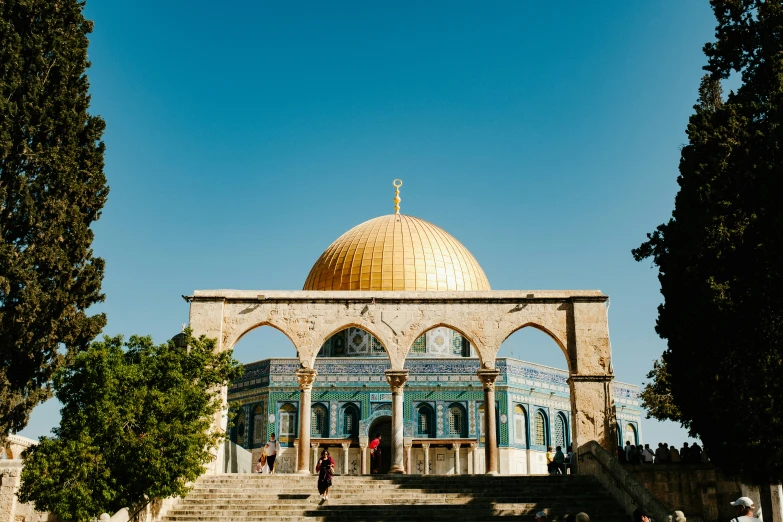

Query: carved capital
left=359, top=443, right=368, bottom=449
left=310, top=442, right=320, bottom=449
left=404, top=444, right=413, bottom=450
left=295, top=368, right=318, bottom=390
left=476, top=369, right=501, bottom=390
left=469, top=442, right=478, bottom=450
left=385, top=370, right=409, bottom=392
left=451, top=443, right=461, bottom=450
left=341, top=442, right=350, bottom=450
left=420, top=442, right=430, bottom=450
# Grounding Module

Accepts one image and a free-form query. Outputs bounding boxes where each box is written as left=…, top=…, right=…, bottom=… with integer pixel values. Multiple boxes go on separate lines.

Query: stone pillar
left=452, top=443, right=461, bottom=475
left=567, top=373, right=616, bottom=467
left=421, top=442, right=430, bottom=475
left=469, top=442, right=478, bottom=475
left=385, top=370, right=409, bottom=474
left=404, top=443, right=413, bottom=474
left=359, top=442, right=368, bottom=475
left=477, top=368, right=500, bottom=475
left=311, top=443, right=320, bottom=474
left=293, top=440, right=300, bottom=472
left=341, top=442, right=350, bottom=475
left=296, top=368, right=318, bottom=474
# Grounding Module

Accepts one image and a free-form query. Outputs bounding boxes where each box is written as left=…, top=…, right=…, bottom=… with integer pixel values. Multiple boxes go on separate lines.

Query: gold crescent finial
left=393, top=179, right=402, bottom=214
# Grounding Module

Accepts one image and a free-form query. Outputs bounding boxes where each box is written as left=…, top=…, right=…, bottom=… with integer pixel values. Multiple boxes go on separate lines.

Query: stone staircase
left=161, top=473, right=629, bottom=521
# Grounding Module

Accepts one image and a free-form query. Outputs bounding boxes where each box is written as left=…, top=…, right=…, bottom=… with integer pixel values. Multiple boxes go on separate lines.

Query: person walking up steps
left=369, top=432, right=382, bottom=474
left=264, top=433, right=281, bottom=474
left=316, top=449, right=335, bottom=500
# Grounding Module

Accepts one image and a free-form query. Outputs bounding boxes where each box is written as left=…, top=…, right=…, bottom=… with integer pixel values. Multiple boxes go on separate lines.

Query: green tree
left=0, top=0, right=109, bottom=442
left=633, top=0, right=783, bottom=483
left=17, top=330, right=243, bottom=521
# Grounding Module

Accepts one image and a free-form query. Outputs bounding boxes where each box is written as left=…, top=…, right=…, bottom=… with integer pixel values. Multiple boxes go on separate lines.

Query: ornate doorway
left=369, top=416, right=392, bottom=474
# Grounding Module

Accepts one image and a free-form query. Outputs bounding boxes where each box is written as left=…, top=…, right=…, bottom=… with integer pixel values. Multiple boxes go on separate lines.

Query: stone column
left=341, top=442, right=350, bottom=475
left=404, top=443, right=413, bottom=474
left=421, top=442, right=430, bottom=475
left=293, top=440, right=300, bottom=472
left=296, top=368, right=318, bottom=474
left=452, top=443, right=461, bottom=475
left=359, top=442, right=368, bottom=475
left=385, top=370, right=409, bottom=474
left=469, top=442, right=478, bottom=474
left=477, top=368, right=500, bottom=475
left=311, top=443, right=320, bottom=474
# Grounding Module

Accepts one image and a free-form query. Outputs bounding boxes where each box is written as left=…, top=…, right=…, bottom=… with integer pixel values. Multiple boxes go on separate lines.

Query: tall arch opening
left=497, top=325, right=571, bottom=475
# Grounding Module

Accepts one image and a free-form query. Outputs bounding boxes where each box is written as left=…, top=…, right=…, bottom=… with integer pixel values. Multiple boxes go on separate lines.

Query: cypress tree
left=0, top=0, right=108, bottom=442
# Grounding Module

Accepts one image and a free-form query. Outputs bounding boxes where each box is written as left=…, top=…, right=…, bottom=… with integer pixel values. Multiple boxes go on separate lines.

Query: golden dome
left=303, top=214, right=490, bottom=291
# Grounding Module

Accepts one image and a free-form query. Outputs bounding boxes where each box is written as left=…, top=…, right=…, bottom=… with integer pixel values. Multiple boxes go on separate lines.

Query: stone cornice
left=185, top=289, right=608, bottom=304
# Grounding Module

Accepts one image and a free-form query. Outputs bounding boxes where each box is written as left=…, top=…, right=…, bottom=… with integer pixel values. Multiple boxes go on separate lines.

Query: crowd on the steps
left=532, top=495, right=761, bottom=521
left=619, top=441, right=709, bottom=465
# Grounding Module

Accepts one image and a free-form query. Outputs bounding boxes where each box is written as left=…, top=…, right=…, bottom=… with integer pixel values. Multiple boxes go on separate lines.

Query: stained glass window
left=279, top=403, right=297, bottom=436
left=554, top=414, right=566, bottom=448
left=448, top=405, right=464, bottom=436
left=534, top=411, right=546, bottom=446
left=417, top=404, right=434, bottom=437
left=311, top=404, right=328, bottom=437
left=343, top=405, right=358, bottom=437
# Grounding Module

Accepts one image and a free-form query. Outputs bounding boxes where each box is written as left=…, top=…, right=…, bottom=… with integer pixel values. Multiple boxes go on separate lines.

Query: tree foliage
left=633, top=0, right=783, bottom=483
left=0, top=0, right=108, bottom=442
left=17, top=331, right=243, bottom=521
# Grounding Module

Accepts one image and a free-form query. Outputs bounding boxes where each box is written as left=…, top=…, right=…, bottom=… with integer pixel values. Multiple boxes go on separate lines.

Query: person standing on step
left=316, top=449, right=335, bottom=500
left=369, top=432, right=382, bottom=474
left=553, top=446, right=566, bottom=475
left=264, top=433, right=281, bottom=474
left=546, top=446, right=555, bottom=474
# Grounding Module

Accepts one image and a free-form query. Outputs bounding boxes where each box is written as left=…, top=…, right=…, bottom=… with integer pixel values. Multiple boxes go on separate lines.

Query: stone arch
left=404, top=321, right=482, bottom=361
left=499, top=322, right=571, bottom=374
left=307, top=322, right=392, bottom=368
left=226, top=321, right=302, bottom=360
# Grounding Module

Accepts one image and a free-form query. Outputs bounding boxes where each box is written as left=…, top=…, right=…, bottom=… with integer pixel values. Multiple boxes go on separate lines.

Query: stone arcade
left=187, top=181, right=642, bottom=476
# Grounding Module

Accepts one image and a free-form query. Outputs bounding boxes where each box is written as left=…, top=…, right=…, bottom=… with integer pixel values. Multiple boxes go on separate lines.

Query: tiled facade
left=228, top=355, right=642, bottom=475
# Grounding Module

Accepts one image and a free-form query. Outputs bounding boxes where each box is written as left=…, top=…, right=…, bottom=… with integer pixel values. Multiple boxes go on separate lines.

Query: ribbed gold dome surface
left=303, top=214, right=490, bottom=291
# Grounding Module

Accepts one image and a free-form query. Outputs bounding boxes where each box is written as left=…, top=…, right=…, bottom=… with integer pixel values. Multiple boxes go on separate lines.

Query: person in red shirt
left=369, top=432, right=382, bottom=474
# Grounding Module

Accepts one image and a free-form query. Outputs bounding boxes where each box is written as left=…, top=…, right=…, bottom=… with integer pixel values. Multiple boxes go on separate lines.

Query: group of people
left=630, top=495, right=761, bottom=522
left=620, top=441, right=707, bottom=465
left=545, top=445, right=572, bottom=475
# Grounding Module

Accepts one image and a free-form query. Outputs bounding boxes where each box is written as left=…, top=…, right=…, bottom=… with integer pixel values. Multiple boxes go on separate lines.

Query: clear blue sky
left=20, top=1, right=720, bottom=447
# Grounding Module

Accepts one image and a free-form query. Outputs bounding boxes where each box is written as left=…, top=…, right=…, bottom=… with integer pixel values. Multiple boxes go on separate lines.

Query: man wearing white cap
left=535, top=511, right=547, bottom=521
left=730, top=496, right=760, bottom=521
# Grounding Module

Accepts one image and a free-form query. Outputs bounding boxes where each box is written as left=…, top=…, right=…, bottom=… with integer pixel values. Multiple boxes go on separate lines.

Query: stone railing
left=578, top=441, right=678, bottom=522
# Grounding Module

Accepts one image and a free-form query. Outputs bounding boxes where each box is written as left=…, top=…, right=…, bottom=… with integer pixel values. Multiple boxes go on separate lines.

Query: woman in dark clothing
left=316, top=449, right=335, bottom=500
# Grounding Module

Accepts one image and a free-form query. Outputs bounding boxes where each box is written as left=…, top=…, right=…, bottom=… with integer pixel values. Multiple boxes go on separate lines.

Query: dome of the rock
left=303, top=213, right=490, bottom=291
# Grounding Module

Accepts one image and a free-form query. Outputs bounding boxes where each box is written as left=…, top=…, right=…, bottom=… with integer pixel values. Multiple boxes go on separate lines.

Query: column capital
left=469, top=442, right=478, bottom=449
left=295, top=368, right=318, bottom=390
left=310, top=442, right=320, bottom=449
left=341, top=442, right=350, bottom=450
left=420, top=442, right=430, bottom=449
left=404, top=444, right=412, bottom=450
left=359, top=442, right=368, bottom=449
left=477, top=368, right=501, bottom=389
left=384, top=369, right=409, bottom=392
left=451, top=442, right=461, bottom=450
left=293, top=440, right=299, bottom=448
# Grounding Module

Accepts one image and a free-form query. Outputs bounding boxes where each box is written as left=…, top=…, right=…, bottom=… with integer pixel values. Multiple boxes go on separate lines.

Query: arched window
left=534, top=411, right=547, bottom=446
left=417, top=404, right=434, bottom=437
left=554, top=413, right=567, bottom=449
left=513, top=405, right=527, bottom=445
left=279, top=403, right=297, bottom=437
left=447, top=404, right=466, bottom=437
left=236, top=410, right=247, bottom=446
left=252, top=404, right=265, bottom=444
left=343, top=404, right=358, bottom=437
left=625, top=423, right=637, bottom=446
left=311, top=404, right=328, bottom=437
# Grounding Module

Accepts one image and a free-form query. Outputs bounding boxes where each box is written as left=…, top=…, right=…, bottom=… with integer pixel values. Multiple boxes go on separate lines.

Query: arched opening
left=231, top=324, right=298, bottom=364
left=447, top=403, right=467, bottom=437
left=311, top=403, right=329, bottom=438
left=416, top=403, right=435, bottom=438
left=533, top=410, right=548, bottom=448
left=318, top=326, right=387, bottom=358
left=251, top=404, right=266, bottom=447
left=553, top=412, right=568, bottom=450
left=497, top=325, right=568, bottom=370
left=407, top=325, right=476, bottom=358
left=342, top=404, right=359, bottom=438
left=624, top=423, right=638, bottom=446
left=369, top=416, right=392, bottom=473
left=513, top=405, right=527, bottom=447
left=278, top=403, right=298, bottom=440
left=235, top=409, right=247, bottom=447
